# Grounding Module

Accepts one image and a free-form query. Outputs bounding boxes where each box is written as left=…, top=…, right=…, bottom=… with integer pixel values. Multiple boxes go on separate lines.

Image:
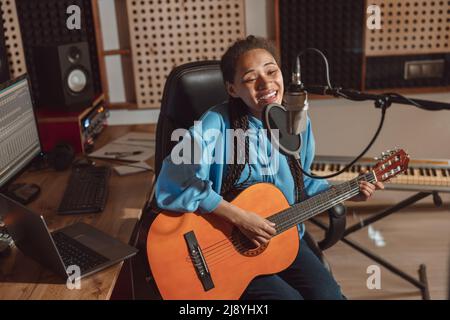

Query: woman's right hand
left=233, top=210, right=277, bottom=247
left=213, top=200, right=276, bottom=247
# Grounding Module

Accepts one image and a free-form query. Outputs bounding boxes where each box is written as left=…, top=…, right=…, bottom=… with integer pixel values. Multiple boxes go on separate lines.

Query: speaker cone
left=67, top=69, right=87, bottom=93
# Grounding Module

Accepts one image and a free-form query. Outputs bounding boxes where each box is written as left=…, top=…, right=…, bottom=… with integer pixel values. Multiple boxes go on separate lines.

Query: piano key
left=312, top=156, right=450, bottom=192
left=431, top=168, right=437, bottom=177
left=434, top=169, right=447, bottom=186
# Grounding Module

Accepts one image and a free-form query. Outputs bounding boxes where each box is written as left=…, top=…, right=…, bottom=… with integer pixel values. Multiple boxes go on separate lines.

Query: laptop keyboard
left=52, top=231, right=109, bottom=273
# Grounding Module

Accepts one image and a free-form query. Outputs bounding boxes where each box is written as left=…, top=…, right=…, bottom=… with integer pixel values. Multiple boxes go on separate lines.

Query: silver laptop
left=0, top=193, right=138, bottom=279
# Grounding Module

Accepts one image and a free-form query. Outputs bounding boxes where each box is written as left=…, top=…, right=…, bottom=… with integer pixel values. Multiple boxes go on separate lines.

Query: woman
left=155, top=35, right=383, bottom=299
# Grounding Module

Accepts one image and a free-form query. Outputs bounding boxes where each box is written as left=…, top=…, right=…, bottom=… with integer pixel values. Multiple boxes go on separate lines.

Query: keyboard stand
left=311, top=190, right=443, bottom=300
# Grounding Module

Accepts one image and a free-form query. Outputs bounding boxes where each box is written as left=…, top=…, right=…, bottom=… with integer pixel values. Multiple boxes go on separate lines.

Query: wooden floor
left=306, top=191, right=450, bottom=300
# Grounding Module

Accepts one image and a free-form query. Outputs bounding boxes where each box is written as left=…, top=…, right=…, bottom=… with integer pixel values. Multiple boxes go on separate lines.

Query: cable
left=384, top=92, right=425, bottom=109
left=296, top=48, right=333, bottom=88
left=295, top=48, right=388, bottom=179
left=300, top=104, right=387, bottom=179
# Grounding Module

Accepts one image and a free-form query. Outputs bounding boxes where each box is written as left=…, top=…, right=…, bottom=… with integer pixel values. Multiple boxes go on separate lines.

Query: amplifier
left=36, top=95, right=109, bottom=154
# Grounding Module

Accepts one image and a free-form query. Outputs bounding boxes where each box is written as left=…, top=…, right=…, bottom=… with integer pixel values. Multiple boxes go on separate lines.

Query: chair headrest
left=160, top=60, right=229, bottom=129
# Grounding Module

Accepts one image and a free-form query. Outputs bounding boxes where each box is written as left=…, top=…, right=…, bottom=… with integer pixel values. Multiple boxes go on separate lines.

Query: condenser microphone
left=283, top=56, right=309, bottom=135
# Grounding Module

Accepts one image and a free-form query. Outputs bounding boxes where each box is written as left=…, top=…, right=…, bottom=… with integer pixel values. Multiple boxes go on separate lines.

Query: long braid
left=287, top=156, right=307, bottom=203
left=220, top=98, right=252, bottom=198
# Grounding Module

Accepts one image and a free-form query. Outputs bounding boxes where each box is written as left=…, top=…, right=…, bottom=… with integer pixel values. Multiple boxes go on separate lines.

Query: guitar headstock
left=373, top=149, right=410, bottom=182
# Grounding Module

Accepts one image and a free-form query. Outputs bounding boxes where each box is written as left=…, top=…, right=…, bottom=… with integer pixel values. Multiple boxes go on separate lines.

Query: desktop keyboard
left=52, top=231, right=109, bottom=272
left=57, top=166, right=111, bottom=215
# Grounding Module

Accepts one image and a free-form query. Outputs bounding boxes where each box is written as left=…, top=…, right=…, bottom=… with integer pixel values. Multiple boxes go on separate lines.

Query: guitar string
left=201, top=172, right=374, bottom=256
left=197, top=173, right=376, bottom=263
left=188, top=171, right=380, bottom=266
left=196, top=180, right=369, bottom=266
left=203, top=185, right=362, bottom=267
left=188, top=164, right=403, bottom=271
left=200, top=173, right=369, bottom=255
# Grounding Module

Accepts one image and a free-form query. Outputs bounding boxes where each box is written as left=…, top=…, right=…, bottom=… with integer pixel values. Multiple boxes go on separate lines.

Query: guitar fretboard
left=268, top=171, right=377, bottom=235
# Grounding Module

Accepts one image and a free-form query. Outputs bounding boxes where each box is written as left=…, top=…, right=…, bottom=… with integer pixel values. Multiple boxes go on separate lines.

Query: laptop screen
left=0, top=193, right=67, bottom=277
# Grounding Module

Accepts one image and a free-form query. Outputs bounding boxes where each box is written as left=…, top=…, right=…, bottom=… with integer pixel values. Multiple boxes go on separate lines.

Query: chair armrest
left=309, top=203, right=347, bottom=251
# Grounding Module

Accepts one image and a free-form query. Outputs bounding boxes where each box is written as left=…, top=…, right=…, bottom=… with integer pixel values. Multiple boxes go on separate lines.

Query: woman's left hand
left=349, top=180, right=385, bottom=202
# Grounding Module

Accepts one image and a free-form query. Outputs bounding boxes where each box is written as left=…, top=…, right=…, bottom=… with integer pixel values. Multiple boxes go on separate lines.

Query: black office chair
left=131, top=60, right=347, bottom=299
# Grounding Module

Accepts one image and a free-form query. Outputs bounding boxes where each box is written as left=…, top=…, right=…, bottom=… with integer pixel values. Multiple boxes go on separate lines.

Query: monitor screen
left=0, top=76, right=41, bottom=189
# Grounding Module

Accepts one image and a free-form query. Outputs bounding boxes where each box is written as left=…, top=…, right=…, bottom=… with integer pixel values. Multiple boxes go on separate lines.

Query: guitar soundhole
left=231, top=228, right=268, bottom=257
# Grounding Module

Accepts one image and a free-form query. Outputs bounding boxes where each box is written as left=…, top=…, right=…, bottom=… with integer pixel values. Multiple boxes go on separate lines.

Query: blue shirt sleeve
left=154, top=110, right=224, bottom=214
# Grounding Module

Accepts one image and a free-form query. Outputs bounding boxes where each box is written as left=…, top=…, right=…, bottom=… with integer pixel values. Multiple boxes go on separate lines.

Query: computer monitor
left=0, top=75, right=41, bottom=190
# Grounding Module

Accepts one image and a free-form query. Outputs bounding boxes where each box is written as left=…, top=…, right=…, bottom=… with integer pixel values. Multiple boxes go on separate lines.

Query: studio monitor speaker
left=33, top=41, right=95, bottom=110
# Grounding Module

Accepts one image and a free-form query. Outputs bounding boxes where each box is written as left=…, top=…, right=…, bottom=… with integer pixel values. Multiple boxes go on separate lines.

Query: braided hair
left=220, top=36, right=306, bottom=202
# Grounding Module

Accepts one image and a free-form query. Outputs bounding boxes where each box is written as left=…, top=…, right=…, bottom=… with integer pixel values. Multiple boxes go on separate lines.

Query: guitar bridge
left=184, top=231, right=214, bottom=292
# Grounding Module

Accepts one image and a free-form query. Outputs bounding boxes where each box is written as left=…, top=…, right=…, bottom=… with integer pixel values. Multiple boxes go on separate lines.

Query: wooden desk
left=0, top=125, right=155, bottom=299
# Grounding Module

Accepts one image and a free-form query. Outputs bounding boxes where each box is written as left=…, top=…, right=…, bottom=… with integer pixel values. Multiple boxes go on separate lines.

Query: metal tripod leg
left=343, top=192, right=432, bottom=236
left=310, top=191, right=435, bottom=300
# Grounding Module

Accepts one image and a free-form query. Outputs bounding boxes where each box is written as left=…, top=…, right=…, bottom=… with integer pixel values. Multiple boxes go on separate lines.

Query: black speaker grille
left=15, top=0, right=101, bottom=105
left=0, top=18, right=9, bottom=84
left=278, top=0, right=365, bottom=90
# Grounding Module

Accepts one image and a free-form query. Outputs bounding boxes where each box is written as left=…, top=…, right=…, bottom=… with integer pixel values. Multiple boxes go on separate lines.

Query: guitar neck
left=268, top=171, right=377, bottom=235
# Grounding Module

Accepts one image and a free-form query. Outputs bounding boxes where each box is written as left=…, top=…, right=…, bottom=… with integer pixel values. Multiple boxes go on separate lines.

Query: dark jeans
left=240, top=239, right=345, bottom=300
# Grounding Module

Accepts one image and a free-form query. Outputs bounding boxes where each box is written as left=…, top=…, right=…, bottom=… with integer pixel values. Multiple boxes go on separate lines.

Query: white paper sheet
left=113, top=161, right=153, bottom=176
left=89, top=132, right=155, bottom=162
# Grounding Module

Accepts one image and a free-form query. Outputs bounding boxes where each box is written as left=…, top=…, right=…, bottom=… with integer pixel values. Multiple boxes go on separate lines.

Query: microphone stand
left=304, top=85, right=450, bottom=111
left=302, top=84, right=450, bottom=300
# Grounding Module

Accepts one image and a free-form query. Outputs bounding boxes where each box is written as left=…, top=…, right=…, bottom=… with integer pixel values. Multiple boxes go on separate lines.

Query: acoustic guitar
left=147, top=149, right=409, bottom=299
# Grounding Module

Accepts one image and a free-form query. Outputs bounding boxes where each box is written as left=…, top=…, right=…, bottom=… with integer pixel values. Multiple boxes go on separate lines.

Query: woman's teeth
left=258, top=91, right=277, bottom=102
